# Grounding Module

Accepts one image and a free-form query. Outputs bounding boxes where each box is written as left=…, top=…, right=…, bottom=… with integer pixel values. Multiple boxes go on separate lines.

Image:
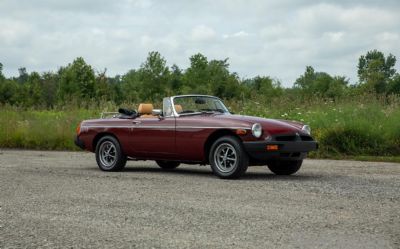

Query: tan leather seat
left=174, top=104, right=183, bottom=113
left=138, top=103, right=154, bottom=118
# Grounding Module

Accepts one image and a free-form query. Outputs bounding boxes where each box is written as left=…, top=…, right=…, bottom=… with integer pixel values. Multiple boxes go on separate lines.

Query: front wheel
left=95, top=136, right=127, bottom=171
left=156, top=160, right=180, bottom=170
left=209, top=136, right=249, bottom=179
left=267, top=160, right=303, bottom=175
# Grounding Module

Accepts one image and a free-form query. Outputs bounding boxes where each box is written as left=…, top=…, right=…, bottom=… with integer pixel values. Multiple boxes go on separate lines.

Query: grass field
left=1, top=95, right=400, bottom=160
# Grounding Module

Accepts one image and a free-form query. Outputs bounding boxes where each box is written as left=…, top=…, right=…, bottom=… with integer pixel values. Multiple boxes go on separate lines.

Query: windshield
left=173, top=96, right=230, bottom=115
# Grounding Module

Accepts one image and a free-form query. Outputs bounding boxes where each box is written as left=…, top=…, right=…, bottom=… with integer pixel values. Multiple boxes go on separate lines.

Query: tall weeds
left=1, top=94, right=399, bottom=157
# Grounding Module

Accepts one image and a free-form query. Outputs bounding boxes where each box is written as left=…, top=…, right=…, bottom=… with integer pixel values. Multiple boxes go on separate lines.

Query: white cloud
left=125, top=0, right=153, bottom=9
left=0, top=19, right=32, bottom=45
left=0, top=0, right=400, bottom=86
left=223, top=31, right=250, bottom=39
left=190, top=25, right=217, bottom=42
left=324, top=32, right=344, bottom=43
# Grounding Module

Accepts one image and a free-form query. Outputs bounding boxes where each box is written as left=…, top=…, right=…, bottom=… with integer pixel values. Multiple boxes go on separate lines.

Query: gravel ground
left=0, top=150, right=399, bottom=249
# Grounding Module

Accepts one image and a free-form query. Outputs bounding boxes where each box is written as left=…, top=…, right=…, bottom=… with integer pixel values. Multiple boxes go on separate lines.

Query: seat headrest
left=138, top=103, right=153, bottom=114
left=174, top=104, right=183, bottom=113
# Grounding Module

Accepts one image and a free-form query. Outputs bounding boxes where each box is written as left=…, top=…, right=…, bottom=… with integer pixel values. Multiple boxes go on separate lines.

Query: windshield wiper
left=200, top=110, right=225, bottom=115
left=179, top=111, right=203, bottom=116
left=179, top=110, right=226, bottom=116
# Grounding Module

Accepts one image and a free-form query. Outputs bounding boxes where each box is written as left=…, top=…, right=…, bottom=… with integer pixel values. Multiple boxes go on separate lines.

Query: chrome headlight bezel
left=251, top=123, right=263, bottom=138
left=302, top=125, right=311, bottom=135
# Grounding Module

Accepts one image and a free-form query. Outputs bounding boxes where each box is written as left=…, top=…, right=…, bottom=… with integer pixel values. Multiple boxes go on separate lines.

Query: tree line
left=0, top=49, right=399, bottom=108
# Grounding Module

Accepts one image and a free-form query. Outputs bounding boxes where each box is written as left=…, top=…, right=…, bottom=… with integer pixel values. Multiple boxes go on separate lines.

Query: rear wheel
left=209, top=136, right=248, bottom=179
left=156, top=160, right=180, bottom=170
left=267, top=160, right=303, bottom=175
left=95, top=136, right=126, bottom=171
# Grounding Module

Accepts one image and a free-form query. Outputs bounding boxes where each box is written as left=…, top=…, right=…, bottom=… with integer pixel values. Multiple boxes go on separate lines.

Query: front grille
left=300, top=135, right=313, bottom=141
left=275, top=134, right=314, bottom=141
left=275, top=135, right=297, bottom=141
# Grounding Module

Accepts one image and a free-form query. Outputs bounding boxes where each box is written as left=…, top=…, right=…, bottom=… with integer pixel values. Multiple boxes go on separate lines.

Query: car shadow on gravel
left=242, top=172, right=324, bottom=181
left=123, top=166, right=213, bottom=177
left=90, top=166, right=325, bottom=181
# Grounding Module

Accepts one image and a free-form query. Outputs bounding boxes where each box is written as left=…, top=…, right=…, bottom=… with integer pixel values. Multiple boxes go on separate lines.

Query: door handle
left=132, top=121, right=141, bottom=125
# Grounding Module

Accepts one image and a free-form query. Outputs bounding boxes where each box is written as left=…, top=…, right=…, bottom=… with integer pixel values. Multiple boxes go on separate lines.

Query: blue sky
left=1, top=0, right=399, bottom=86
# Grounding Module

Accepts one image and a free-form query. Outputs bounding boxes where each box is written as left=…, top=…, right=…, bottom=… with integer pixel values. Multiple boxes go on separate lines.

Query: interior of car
left=116, top=102, right=183, bottom=119
left=138, top=103, right=155, bottom=118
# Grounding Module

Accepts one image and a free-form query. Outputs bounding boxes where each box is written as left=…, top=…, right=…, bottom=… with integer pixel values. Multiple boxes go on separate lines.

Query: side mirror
left=152, top=109, right=162, bottom=116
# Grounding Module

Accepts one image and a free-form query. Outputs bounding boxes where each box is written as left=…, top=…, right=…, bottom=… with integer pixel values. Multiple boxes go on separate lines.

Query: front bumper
left=243, top=140, right=318, bottom=161
left=74, top=135, right=85, bottom=150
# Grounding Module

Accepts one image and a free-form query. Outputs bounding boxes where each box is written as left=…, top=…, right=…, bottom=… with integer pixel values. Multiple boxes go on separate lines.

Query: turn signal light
left=76, top=122, right=81, bottom=135
left=236, top=129, right=247, bottom=135
left=266, top=145, right=279, bottom=151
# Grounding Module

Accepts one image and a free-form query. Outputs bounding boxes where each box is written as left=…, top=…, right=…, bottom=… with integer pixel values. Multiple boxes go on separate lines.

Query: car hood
left=193, top=114, right=305, bottom=135
left=224, top=114, right=305, bottom=134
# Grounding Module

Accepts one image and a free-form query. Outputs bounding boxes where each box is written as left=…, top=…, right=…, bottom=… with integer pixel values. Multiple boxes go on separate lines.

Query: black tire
left=95, top=135, right=127, bottom=171
left=267, top=160, right=303, bottom=175
left=209, top=136, right=249, bottom=179
left=156, top=160, right=180, bottom=170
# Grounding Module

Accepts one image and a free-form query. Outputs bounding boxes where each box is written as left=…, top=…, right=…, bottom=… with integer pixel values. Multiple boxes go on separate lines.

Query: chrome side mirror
left=152, top=109, right=162, bottom=116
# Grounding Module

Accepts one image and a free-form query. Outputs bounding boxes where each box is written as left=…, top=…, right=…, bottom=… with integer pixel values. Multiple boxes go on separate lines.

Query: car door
left=175, top=115, right=212, bottom=161
left=130, top=116, right=176, bottom=158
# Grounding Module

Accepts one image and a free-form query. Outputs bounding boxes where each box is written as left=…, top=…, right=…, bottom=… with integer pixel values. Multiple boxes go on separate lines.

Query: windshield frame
left=170, top=95, right=230, bottom=117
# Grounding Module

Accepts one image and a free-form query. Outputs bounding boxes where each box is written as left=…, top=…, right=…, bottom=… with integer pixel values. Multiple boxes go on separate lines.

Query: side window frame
left=163, top=97, right=174, bottom=117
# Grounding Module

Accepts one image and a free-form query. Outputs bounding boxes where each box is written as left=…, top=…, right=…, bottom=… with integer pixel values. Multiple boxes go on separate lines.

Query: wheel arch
left=203, top=129, right=241, bottom=163
left=92, top=132, right=121, bottom=152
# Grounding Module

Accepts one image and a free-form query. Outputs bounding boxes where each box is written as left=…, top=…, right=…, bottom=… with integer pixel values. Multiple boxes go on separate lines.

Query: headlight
left=302, top=125, right=311, bottom=135
left=251, top=123, right=263, bottom=138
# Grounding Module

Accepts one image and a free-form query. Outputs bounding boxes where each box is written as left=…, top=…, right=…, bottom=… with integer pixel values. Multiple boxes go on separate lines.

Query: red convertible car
left=75, top=95, right=317, bottom=179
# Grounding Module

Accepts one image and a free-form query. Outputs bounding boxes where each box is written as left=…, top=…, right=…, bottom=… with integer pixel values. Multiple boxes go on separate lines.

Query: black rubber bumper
left=74, top=135, right=85, bottom=150
left=243, top=140, right=318, bottom=161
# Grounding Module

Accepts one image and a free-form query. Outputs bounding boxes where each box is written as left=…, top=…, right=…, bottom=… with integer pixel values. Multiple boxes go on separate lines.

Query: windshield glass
left=173, top=96, right=230, bottom=115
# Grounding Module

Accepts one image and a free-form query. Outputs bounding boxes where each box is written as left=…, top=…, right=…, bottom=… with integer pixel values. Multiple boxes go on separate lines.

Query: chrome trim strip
left=83, top=125, right=175, bottom=129
left=83, top=125, right=251, bottom=130
left=83, top=126, right=133, bottom=129
left=176, top=126, right=251, bottom=130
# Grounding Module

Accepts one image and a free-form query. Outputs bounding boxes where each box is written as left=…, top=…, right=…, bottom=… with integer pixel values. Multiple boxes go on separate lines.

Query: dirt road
left=0, top=150, right=399, bottom=248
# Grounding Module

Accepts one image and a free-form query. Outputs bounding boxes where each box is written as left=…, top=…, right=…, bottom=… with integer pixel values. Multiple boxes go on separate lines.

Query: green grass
left=229, top=94, right=400, bottom=159
left=0, top=107, right=97, bottom=150
left=1, top=95, right=400, bottom=162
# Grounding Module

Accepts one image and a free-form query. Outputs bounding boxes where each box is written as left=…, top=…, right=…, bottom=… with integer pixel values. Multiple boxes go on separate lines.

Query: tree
left=357, top=50, right=396, bottom=93
left=0, top=63, right=4, bottom=81
left=41, top=72, right=59, bottom=108
left=243, top=76, right=283, bottom=99
left=183, top=53, right=210, bottom=94
left=22, top=72, right=44, bottom=107
left=183, top=54, right=242, bottom=99
left=207, top=58, right=239, bottom=99
left=95, top=68, right=111, bottom=100
left=169, top=64, right=183, bottom=94
left=0, top=63, right=19, bottom=105
left=121, top=69, right=141, bottom=102
left=294, top=66, right=316, bottom=91
left=108, top=75, right=124, bottom=105
left=325, top=76, right=348, bottom=98
left=137, top=51, right=170, bottom=101
left=58, top=57, right=96, bottom=103
left=17, top=67, right=29, bottom=84
left=387, top=74, right=400, bottom=94
left=294, top=66, right=348, bottom=98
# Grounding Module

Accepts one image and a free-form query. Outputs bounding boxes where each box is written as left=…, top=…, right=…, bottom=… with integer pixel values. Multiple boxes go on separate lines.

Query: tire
left=209, top=136, right=249, bottom=179
left=267, top=160, right=303, bottom=175
left=156, top=160, right=180, bottom=170
left=95, top=135, right=127, bottom=171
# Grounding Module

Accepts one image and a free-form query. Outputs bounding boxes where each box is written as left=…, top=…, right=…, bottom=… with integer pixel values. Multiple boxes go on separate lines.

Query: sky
left=1, top=0, right=399, bottom=87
